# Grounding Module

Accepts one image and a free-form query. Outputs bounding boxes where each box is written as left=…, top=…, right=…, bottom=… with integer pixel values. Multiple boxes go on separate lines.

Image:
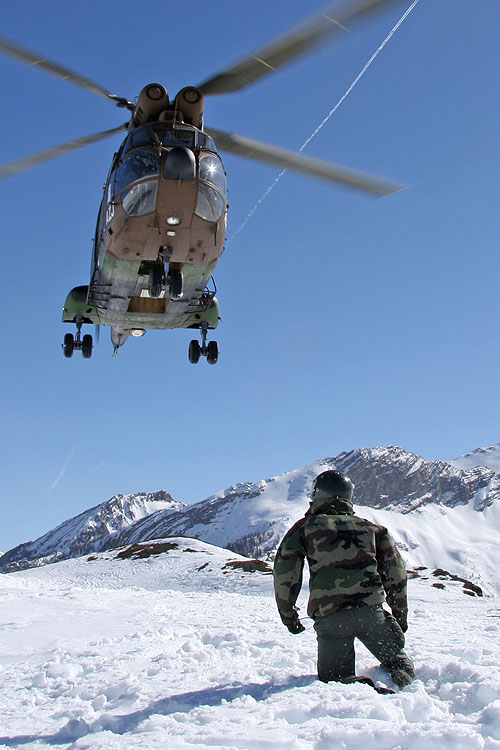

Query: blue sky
left=1, top=0, right=499, bottom=551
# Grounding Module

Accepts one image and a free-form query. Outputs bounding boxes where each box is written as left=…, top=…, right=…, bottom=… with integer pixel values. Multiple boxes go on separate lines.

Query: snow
left=359, top=498, right=500, bottom=597
left=1, top=538, right=500, bottom=749
left=451, top=445, right=500, bottom=474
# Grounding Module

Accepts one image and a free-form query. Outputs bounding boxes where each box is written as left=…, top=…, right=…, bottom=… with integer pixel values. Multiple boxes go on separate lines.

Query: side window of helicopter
left=195, top=155, right=227, bottom=223
left=113, top=150, right=159, bottom=196
left=197, top=133, right=216, bottom=152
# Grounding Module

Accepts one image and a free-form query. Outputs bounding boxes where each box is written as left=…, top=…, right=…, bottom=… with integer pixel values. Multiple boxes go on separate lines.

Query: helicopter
left=0, top=0, right=406, bottom=362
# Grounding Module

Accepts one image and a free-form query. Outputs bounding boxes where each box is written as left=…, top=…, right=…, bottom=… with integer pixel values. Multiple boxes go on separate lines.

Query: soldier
left=273, top=470, right=415, bottom=688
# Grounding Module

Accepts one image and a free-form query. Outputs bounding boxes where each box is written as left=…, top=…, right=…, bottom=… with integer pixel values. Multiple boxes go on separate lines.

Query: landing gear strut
left=62, top=315, right=93, bottom=359
left=188, top=323, right=218, bottom=365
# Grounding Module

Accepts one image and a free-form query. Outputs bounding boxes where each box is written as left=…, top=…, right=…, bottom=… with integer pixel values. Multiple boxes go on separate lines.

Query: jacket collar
left=308, top=495, right=354, bottom=516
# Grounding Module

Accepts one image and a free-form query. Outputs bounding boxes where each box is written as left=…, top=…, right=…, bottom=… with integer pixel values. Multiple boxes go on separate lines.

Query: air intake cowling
left=132, top=84, right=169, bottom=127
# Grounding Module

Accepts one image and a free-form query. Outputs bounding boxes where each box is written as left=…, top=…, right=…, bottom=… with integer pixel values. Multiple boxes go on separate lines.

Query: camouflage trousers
left=313, top=604, right=415, bottom=686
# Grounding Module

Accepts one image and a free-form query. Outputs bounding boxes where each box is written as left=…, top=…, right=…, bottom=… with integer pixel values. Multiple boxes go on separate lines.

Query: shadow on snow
left=0, top=675, right=317, bottom=746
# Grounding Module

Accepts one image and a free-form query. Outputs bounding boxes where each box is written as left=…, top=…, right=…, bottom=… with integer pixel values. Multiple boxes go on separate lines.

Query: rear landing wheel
left=189, top=340, right=201, bottom=364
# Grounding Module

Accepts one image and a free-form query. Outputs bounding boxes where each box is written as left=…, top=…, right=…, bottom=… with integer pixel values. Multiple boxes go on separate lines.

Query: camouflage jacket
left=273, top=497, right=408, bottom=621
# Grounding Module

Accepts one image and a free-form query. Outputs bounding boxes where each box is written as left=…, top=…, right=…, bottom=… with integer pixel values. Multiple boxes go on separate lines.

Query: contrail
left=82, top=460, right=108, bottom=482
left=47, top=445, right=77, bottom=492
left=229, top=0, right=420, bottom=242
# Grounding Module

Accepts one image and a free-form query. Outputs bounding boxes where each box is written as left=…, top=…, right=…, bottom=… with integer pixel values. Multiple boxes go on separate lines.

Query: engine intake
left=132, top=84, right=169, bottom=127
left=174, top=87, right=205, bottom=128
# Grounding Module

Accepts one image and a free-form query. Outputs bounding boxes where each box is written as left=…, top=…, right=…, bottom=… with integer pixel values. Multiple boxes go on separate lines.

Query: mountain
left=1, top=445, right=500, bottom=593
left=451, top=443, right=500, bottom=473
left=104, top=445, right=499, bottom=555
left=0, top=491, right=184, bottom=572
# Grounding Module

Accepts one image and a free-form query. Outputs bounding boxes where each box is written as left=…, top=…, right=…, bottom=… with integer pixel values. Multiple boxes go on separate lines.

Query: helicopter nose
left=163, top=146, right=196, bottom=181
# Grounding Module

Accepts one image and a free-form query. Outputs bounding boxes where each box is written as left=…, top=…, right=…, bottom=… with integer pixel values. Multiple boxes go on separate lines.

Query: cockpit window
left=195, top=154, right=227, bottom=222
left=114, top=150, right=159, bottom=196
left=122, top=180, right=158, bottom=217
left=195, top=184, right=225, bottom=222
left=122, top=125, right=215, bottom=154
left=199, top=154, right=226, bottom=195
left=160, top=127, right=195, bottom=147
left=123, top=125, right=196, bottom=152
left=198, top=132, right=216, bottom=151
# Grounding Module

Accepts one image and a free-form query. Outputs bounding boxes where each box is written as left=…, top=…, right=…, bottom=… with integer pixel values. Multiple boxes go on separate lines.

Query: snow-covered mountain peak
left=0, top=490, right=185, bottom=572
left=451, top=444, right=500, bottom=473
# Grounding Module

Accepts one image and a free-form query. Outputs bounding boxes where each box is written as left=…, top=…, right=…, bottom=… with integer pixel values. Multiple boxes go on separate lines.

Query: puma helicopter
left=0, top=0, right=406, bottom=362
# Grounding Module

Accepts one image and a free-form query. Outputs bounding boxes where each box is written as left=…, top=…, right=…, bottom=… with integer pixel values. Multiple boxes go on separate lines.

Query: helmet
left=312, top=470, right=354, bottom=501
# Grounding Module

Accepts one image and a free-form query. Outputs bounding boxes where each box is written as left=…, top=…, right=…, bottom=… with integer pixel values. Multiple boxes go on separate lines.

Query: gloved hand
left=393, top=610, right=408, bottom=633
left=281, top=608, right=306, bottom=634
left=286, top=619, right=306, bottom=634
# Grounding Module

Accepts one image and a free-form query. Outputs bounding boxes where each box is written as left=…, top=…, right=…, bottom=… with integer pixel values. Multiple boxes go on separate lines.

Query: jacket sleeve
left=273, top=519, right=306, bottom=624
left=375, top=526, right=408, bottom=618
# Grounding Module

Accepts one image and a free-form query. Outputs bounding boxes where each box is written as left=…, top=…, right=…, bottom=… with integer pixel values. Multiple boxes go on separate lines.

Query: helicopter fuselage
left=63, top=120, right=226, bottom=354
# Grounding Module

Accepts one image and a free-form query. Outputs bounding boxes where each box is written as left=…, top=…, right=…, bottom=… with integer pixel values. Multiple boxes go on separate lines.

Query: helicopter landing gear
left=62, top=316, right=93, bottom=359
left=188, top=339, right=201, bottom=364
left=82, top=334, right=93, bottom=359
left=167, top=268, right=183, bottom=299
left=188, top=323, right=218, bottom=365
left=157, top=247, right=183, bottom=300
left=63, top=332, right=74, bottom=358
left=148, top=267, right=163, bottom=299
left=148, top=266, right=183, bottom=299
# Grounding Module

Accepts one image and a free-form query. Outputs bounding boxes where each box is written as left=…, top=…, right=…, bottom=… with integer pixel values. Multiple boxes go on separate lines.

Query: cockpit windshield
left=122, top=125, right=216, bottom=154
left=109, top=132, right=225, bottom=220
left=113, top=150, right=159, bottom=196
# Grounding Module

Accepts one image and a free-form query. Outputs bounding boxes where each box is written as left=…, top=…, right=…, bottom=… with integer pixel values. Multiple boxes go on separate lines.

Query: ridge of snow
left=451, top=443, right=500, bottom=473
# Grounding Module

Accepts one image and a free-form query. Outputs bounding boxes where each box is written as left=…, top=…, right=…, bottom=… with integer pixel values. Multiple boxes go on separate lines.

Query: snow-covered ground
left=1, top=538, right=499, bottom=749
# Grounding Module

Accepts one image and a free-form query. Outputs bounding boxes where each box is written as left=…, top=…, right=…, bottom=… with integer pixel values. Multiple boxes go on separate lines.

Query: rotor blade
left=206, top=127, right=405, bottom=197
left=0, top=36, right=134, bottom=109
left=198, top=0, right=406, bottom=96
left=0, top=123, right=128, bottom=180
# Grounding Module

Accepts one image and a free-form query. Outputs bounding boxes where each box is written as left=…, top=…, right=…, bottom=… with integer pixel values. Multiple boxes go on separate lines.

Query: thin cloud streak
left=47, top=445, right=77, bottom=493
left=82, top=460, right=108, bottom=483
